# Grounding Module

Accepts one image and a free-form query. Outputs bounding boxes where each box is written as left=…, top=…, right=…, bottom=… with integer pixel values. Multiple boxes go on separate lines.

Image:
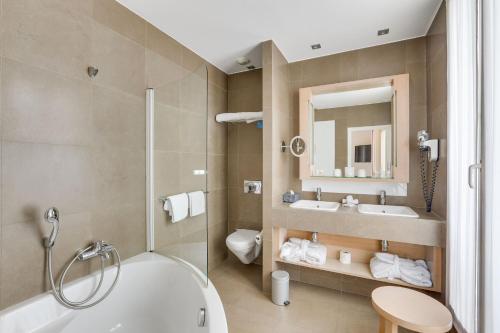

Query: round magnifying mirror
left=290, top=136, right=306, bottom=157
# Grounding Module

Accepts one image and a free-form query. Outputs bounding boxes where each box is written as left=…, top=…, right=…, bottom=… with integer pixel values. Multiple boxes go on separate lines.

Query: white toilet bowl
left=226, top=229, right=262, bottom=264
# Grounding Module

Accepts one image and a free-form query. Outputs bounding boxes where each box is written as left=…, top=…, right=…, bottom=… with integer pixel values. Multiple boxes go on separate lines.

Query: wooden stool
left=371, top=286, right=452, bottom=333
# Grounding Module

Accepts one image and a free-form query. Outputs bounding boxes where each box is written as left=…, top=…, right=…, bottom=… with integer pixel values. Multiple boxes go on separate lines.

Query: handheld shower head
left=45, top=207, right=60, bottom=248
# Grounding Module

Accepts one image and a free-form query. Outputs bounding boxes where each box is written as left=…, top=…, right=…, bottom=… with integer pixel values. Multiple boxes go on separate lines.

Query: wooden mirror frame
left=299, top=74, right=410, bottom=183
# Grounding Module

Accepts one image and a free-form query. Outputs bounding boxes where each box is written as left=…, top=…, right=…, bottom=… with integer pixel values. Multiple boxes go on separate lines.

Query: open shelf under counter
left=275, top=257, right=441, bottom=293
left=273, top=229, right=443, bottom=293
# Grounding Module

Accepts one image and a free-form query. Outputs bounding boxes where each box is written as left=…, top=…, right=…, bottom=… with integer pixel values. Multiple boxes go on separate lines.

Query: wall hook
left=87, top=66, right=98, bottom=78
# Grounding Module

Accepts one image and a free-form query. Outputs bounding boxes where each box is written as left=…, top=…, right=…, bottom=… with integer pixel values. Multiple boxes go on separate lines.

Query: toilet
left=226, top=229, right=263, bottom=264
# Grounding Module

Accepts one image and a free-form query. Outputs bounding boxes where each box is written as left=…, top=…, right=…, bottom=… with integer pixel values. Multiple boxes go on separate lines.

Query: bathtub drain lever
left=198, top=308, right=206, bottom=327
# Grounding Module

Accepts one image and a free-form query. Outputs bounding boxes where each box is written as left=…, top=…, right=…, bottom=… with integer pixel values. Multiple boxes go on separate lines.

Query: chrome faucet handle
left=78, top=240, right=115, bottom=261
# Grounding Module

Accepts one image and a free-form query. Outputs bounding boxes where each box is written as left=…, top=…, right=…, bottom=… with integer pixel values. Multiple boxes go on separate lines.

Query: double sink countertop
left=272, top=203, right=446, bottom=248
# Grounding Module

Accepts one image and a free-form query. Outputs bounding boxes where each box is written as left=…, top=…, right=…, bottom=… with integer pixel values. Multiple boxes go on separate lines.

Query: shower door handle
left=468, top=163, right=481, bottom=189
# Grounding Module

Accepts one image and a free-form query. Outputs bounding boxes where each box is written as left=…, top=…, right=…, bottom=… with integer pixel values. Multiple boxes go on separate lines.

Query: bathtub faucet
left=44, top=207, right=121, bottom=310
left=78, top=240, right=115, bottom=261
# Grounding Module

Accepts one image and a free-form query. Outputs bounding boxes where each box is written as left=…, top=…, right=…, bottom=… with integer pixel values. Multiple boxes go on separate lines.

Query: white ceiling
left=312, top=86, right=393, bottom=110
left=117, top=0, right=442, bottom=74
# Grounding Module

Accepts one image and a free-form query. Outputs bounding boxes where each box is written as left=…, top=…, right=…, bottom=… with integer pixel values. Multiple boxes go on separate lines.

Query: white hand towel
left=188, top=191, right=205, bottom=217
left=164, top=193, right=189, bottom=223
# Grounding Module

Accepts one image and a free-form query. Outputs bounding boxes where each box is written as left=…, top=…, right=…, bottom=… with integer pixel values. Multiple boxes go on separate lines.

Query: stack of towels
left=369, top=252, right=432, bottom=287
left=279, top=238, right=327, bottom=266
left=164, top=191, right=205, bottom=223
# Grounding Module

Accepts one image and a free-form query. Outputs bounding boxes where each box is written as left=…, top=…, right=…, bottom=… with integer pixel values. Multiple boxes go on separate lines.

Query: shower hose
left=46, top=243, right=121, bottom=309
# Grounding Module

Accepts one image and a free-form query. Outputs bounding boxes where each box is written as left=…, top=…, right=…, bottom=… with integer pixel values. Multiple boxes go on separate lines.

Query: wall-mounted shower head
left=45, top=207, right=60, bottom=248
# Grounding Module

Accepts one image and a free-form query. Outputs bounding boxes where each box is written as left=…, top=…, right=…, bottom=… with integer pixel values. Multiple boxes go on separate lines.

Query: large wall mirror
left=299, top=74, right=409, bottom=183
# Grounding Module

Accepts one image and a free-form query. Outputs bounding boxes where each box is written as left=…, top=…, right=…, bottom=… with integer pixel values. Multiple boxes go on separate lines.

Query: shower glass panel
left=149, top=64, right=208, bottom=285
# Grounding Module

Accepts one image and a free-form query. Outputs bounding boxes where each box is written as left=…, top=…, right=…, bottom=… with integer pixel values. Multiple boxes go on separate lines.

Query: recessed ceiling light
left=236, top=56, right=251, bottom=66
left=377, top=28, right=390, bottom=36
left=311, top=43, right=321, bottom=50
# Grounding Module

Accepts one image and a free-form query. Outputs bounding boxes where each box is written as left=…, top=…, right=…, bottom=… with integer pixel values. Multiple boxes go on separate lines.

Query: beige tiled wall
left=0, top=0, right=227, bottom=310
left=227, top=70, right=263, bottom=233
left=262, top=41, right=293, bottom=292
left=426, top=2, right=447, bottom=219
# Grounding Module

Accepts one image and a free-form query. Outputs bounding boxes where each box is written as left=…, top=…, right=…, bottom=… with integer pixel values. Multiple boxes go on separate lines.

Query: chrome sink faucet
left=379, top=190, right=386, bottom=205
left=316, top=187, right=322, bottom=201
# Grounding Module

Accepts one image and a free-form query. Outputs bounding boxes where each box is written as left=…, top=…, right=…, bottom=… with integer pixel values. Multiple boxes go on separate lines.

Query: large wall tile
left=91, top=22, right=145, bottom=97
left=92, top=85, right=145, bottom=149
left=91, top=146, right=145, bottom=209
left=154, top=104, right=181, bottom=151
left=145, top=23, right=182, bottom=64
left=2, top=59, right=93, bottom=145
left=179, top=111, right=206, bottom=153
left=208, top=154, right=227, bottom=192
left=2, top=142, right=94, bottom=225
left=145, top=49, right=184, bottom=98
left=1, top=0, right=92, bottom=80
left=207, top=83, right=228, bottom=158
left=357, top=42, right=406, bottom=79
left=92, top=0, right=146, bottom=46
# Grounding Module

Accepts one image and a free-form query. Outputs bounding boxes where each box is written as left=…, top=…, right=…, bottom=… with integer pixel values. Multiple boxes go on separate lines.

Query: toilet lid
left=227, top=229, right=259, bottom=251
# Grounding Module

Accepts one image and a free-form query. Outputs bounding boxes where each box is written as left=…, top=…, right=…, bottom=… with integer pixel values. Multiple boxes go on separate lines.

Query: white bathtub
left=0, top=252, right=227, bottom=333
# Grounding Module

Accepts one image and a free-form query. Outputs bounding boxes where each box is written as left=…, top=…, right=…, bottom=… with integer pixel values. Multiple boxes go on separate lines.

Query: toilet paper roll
left=339, top=250, right=352, bottom=265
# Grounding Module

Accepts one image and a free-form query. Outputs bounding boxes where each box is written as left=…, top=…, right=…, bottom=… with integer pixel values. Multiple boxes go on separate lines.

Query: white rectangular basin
left=357, top=204, right=419, bottom=218
left=289, top=200, right=340, bottom=212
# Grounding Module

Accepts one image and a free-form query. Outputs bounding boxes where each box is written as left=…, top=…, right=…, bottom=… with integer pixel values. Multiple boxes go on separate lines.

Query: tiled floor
left=211, top=259, right=414, bottom=333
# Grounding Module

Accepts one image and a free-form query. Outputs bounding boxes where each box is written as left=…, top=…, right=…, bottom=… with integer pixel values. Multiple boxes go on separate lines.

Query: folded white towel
left=279, top=238, right=327, bottom=266
left=304, top=242, right=327, bottom=266
left=279, top=242, right=301, bottom=262
left=188, top=191, right=205, bottom=217
left=369, top=252, right=432, bottom=287
left=164, top=193, right=189, bottom=223
left=215, top=112, right=263, bottom=123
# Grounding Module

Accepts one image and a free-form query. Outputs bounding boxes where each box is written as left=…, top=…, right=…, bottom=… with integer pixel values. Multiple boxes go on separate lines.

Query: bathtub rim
left=0, top=252, right=228, bottom=333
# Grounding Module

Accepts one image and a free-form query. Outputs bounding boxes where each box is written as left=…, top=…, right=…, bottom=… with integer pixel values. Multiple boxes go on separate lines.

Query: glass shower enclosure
left=146, top=64, right=209, bottom=284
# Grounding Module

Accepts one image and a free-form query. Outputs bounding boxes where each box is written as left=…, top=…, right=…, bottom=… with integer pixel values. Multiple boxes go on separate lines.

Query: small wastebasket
left=272, top=270, right=290, bottom=306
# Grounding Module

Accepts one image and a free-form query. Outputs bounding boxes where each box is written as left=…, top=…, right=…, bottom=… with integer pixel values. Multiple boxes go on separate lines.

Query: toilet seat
left=226, top=229, right=259, bottom=251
